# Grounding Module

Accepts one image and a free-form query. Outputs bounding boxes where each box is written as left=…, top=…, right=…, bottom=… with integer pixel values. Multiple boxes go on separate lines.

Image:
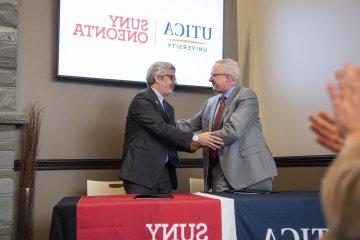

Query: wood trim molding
left=13, top=155, right=336, bottom=171
left=275, top=155, right=335, bottom=167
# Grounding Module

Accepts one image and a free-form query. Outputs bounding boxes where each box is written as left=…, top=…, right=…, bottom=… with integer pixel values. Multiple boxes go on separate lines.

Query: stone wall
left=0, top=0, right=27, bottom=239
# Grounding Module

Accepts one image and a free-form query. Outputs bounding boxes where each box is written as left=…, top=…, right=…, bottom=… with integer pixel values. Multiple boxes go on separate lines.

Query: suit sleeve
left=129, top=95, right=193, bottom=149
left=321, top=140, right=360, bottom=239
left=214, top=89, right=259, bottom=146
left=176, top=102, right=205, bottom=132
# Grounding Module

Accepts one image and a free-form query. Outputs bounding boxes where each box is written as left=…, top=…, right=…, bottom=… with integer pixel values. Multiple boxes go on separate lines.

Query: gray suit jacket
left=176, top=85, right=278, bottom=190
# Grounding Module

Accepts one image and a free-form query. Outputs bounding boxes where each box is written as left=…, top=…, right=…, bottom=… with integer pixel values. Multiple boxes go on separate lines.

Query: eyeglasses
left=163, top=75, right=177, bottom=81
left=209, top=73, right=228, bottom=79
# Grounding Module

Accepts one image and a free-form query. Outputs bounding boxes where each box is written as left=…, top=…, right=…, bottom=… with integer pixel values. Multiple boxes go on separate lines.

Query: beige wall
left=237, top=0, right=360, bottom=156
left=16, top=0, right=356, bottom=239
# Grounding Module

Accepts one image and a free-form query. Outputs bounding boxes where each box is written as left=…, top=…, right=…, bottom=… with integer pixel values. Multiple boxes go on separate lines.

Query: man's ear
left=154, top=75, right=162, bottom=84
left=227, top=75, right=236, bottom=83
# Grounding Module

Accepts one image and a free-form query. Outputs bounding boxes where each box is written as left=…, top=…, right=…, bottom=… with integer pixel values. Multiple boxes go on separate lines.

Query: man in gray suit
left=120, top=61, right=223, bottom=194
left=177, top=58, right=278, bottom=191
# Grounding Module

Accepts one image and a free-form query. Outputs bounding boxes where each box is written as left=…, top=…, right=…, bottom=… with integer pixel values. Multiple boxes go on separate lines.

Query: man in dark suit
left=120, top=61, right=223, bottom=194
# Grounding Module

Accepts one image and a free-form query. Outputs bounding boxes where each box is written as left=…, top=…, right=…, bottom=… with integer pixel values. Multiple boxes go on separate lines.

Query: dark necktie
left=162, top=99, right=171, bottom=123
left=210, top=95, right=225, bottom=158
left=162, top=99, right=179, bottom=166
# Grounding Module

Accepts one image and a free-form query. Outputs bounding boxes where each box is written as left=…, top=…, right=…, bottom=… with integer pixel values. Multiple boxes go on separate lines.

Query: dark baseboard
left=13, top=155, right=336, bottom=171
left=275, top=155, right=335, bottom=167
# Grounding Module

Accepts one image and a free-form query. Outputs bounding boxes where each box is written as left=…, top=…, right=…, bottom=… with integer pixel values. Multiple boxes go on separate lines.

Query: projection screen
left=57, top=0, right=224, bottom=87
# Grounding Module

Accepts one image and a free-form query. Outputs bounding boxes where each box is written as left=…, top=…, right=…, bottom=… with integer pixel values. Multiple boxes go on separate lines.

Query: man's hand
left=309, top=112, right=343, bottom=152
left=328, top=64, right=360, bottom=142
left=190, top=141, right=202, bottom=151
left=309, top=64, right=360, bottom=151
left=192, top=132, right=223, bottom=150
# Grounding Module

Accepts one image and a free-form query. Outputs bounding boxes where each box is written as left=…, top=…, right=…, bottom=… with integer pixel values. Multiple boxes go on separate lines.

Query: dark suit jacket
left=120, top=87, right=193, bottom=189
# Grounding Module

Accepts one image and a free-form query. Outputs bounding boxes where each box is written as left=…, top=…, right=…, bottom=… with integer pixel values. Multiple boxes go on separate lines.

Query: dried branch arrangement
left=17, top=103, right=42, bottom=240
left=19, top=103, right=42, bottom=187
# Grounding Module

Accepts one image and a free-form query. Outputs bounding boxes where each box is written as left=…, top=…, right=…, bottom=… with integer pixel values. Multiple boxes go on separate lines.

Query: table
left=49, top=196, right=79, bottom=240
left=232, top=191, right=327, bottom=239
left=49, top=191, right=326, bottom=240
left=50, top=194, right=225, bottom=240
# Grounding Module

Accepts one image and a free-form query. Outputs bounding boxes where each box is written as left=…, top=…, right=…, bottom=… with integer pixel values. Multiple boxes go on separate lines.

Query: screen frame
left=55, top=0, right=225, bottom=89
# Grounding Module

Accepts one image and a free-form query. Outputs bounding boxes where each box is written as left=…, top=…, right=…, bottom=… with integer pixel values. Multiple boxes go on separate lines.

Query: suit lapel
left=208, top=96, right=219, bottom=131
left=222, top=84, right=241, bottom=121
left=147, top=88, right=168, bottom=121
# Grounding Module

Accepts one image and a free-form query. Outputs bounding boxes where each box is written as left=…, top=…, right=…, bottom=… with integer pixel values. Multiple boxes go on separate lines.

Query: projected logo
left=72, top=15, right=149, bottom=44
left=162, top=22, right=212, bottom=53
left=71, top=15, right=214, bottom=54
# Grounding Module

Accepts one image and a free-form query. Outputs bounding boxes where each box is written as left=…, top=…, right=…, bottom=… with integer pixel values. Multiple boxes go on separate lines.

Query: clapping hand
left=327, top=64, right=360, bottom=142
left=309, top=64, right=360, bottom=152
left=309, top=112, right=343, bottom=152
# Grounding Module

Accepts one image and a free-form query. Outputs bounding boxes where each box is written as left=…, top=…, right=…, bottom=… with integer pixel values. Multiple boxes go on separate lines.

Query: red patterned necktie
left=210, top=95, right=225, bottom=157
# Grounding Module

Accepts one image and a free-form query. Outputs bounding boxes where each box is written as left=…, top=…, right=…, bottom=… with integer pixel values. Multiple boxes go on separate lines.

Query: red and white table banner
left=195, top=192, right=237, bottom=240
left=77, top=193, right=222, bottom=240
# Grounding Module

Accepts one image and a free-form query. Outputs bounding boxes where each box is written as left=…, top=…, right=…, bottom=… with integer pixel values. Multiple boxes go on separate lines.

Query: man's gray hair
left=215, top=58, right=240, bottom=82
left=146, top=62, right=176, bottom=86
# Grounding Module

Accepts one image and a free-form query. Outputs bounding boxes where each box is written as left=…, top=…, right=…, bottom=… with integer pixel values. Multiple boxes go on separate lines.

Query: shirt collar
left=222, top=84, right=237, bottom=99
left=151, top=87, right=165, bottom=106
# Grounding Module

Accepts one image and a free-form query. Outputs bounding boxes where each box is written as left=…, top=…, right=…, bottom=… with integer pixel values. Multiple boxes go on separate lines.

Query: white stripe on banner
left=195, top=192, right=237, bottom=240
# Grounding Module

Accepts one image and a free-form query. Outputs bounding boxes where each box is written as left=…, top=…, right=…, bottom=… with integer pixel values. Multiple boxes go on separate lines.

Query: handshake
left=190, top=132, right=223, bottom=151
